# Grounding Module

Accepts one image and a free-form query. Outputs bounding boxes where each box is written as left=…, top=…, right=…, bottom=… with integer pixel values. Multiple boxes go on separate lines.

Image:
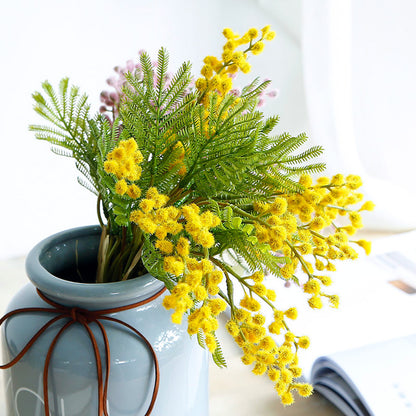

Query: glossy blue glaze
left=1, top=226, right=209, bottom=416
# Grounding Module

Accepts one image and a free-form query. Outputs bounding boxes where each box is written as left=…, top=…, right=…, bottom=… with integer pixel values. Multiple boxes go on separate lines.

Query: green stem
left=285, top=239, right=314, bottom=280
left=218, top=202, right=270, bottom=227
left=96, top=194, right=104, bottom=228
left=210, top=257, right=276, bottom=311
left=122, top=245, right=143, bottom=281
left=322, top=204, right=351, bottom=212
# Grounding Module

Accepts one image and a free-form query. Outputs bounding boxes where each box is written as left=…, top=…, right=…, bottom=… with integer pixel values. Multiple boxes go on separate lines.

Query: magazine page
left=311, top=334, right=416, bottom=416
left=312, top=363, right=367, bottom=416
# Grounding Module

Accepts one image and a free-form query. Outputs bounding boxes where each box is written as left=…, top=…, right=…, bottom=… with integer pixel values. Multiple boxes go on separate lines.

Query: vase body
left=1, top=225, right=209, bottom=416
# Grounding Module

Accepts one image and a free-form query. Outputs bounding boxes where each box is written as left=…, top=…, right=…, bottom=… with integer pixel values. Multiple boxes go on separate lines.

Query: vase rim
left=25, top=225, right=165, bottom=308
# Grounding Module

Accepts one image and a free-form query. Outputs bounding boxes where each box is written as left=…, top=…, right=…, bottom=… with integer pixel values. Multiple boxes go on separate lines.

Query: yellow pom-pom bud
left=126, top=184, right=141, bottom=199
left=303, top=279, right=321, bottom=295
left=176, top=237, right=190, bottom=257
left=298, top=243, right=313, bottom=255
left=251, top=41, right=265, bottom=55
left=196, top=229, right=215, bottom=248
left=162, top=294, right=176, bottom=310
left=252, top=313, right=266, bottom=325
left=281, top=391, right=294, bottom=406
left=201, top=64, right=213, bottom=78
left=208, top=270, right=223, bottom=285
left=284, top=307, right=298, bottom=320
left=204, top=333, right=217, bottom=352
left=290, top=366, right=302, bottom=378
left=115, top=179, right=128, bottom=195
left=252, top=283, right=267, bottom=296
left=108, top=147, right=126, bottom=162
left=317, top=275, right=332, bottom=286
left=298, top=336, right=310, bottom=349
left=195, top=78, right=208, bottom=91
left=251, top=271, right=264, bottom=283
left=133, top=150, right=144, bottom=165
left=278, top=346, right=294, bottom=365
left=329, top=294, right=340, bottom=308
left=326, top=262, right=336, bottom=272
left=259, top=336, right=276, bottom=351
left=261, top=25, right=271, bottom=35
left=240, top=295, right=261, bottom=312
left=119, top=137, right=137, bottom=152
left=266, top=289, right=276, bottom=301
left=155, top=239, right=174, bottom=254
left=299, top=174, right=313, bottom=187
left=241, top=354, right=255, bottom=365
left=240, top=62, right=251, bottom=74
left=315, top=259, right=325, bottom=271
left=331, top=174, right=344, bottom=186
left=252, top=362, right=267, bottom=376
left=163, top=256, right=185, bottom=277
left=139, top=199, right=155, bottom=214
left=346, top=174, right=363, bottom=189
left=268, top=321, right=283, bottom=335
left=308, top=296, right=323, bottom=309
left=171, top=311, right=183, bottom=324
left=359, top=201, right=375, bottom=212
left=297, top=383, right=313, bottom=397
left=223, top=40, right=236, bottom=51
left=265, top=30, right=276, bottom=41
left=207, top=285, right=220, bottom=295
left=355, top=239, right=371, bottom=255
left=280, top=368, right=294, bottom=384
left=104, top=160, right=118, bottom=175
left=208, top=298, right=227, bottom=315
left=172, top=282, right=190, bottom=297
left=275, top=380, right=287, bottom=395
left=268, top=368, right=281, bottom=382
left=153, top=194, right=169, bottom=209
left=235, top=308, right=251, bottom=322
left=349, top=211, right=363, bottom=228
left=310, top=216, right=326, bottom=231
left=226, top=320, right=240, bottom=336
left=247, top=28, right=259, bottom=39
left=194, top=285, right=208, bottom=301
left=223, top=28, right=235, bottom=39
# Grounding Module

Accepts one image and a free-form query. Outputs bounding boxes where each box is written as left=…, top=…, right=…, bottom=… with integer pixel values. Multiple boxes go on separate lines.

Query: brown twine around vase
left=0, top=286, right=167, bottom=416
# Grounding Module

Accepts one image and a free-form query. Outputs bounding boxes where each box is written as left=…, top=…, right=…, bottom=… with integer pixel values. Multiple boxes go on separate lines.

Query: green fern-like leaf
left=30, top=79, right=99, bottom=195
left=212, top=337, right=227, bottom=368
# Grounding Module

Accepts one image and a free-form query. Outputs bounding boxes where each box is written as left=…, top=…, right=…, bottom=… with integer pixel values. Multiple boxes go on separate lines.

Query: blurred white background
left=0, top=0, right=415, bottom=259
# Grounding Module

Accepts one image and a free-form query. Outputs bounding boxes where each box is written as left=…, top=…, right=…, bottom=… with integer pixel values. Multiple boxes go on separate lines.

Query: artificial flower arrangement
left=30, top=25, right=373, bottom=405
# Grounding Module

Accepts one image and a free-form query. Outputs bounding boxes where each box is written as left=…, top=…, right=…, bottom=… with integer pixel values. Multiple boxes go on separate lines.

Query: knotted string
left=0, top=286, right=167, bottom=416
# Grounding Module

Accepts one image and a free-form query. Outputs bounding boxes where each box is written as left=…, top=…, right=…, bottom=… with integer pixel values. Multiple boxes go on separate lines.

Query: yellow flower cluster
left=130, top=188, right=179, bottom=236
left=253, top=174, right=373, bottom=310
left=130, top=190, right=224, bottom=349
left=196, top=26, right=275, bottom=105
left=182, top=204, right=221, bottom=248
left=104, top=138, right=143, bottom=199
left=286, top=173, right=373, bottom=271
left=225, top=271, right=313, bottom=405
left=162, top=248, right=226, bottom=352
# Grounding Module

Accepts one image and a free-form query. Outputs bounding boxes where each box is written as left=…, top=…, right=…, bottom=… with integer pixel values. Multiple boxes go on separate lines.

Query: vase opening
left=53, top=258, right=99, bottom=283
left=38, top=226, right=101, bottom=284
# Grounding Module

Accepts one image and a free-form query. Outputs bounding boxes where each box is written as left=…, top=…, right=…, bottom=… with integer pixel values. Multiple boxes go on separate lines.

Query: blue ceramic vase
left=1, top=225, right=209, bottom=416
